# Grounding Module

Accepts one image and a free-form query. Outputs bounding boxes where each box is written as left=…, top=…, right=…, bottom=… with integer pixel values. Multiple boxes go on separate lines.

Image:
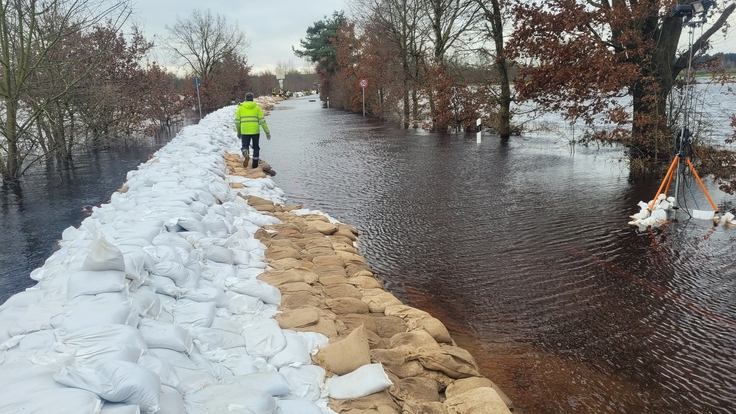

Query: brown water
left=264, top=96, right=736, bottom=413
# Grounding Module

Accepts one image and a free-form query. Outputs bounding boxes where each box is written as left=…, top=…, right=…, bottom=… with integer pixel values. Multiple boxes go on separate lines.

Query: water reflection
left=0, top=128, right=178, bottom=303
left=266, top=96, right=736, bottom=413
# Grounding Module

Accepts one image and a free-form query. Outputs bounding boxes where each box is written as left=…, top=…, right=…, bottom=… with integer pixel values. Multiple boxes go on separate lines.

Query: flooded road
left=265, top=96, right=736, bottom=413
left=1, top=95, right=735, bottom=413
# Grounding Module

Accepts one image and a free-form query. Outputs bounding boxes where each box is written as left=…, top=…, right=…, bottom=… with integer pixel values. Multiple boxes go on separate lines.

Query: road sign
left=359, top=78, right=368, bottom=88
left=194, top=77, right=202, bottom=87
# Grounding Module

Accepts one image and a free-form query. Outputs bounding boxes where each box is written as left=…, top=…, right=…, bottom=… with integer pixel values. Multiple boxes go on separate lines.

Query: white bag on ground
left=243, top=319, right=286, bottom=359
left=80, top=224, right=126, bottom=272
left=54, top=360, right=160, bottom=413
left=221, top=371, right=292, bottom=397
left=137, top=354, right=184, bottom=393
left=268, top=330, right=311, bottom=368
left=138, top=319, right=193, bottom=353
left=326, top=363, right=393, bottom=399
left=275, top=399, right=323, bottom=414
left=279, top=365, right=326, bottom=402
left=67, top=270, right=127, bottom=299
left=157, top=385, right=187, bottom=414
left=183, top=385, right=276, bottom=414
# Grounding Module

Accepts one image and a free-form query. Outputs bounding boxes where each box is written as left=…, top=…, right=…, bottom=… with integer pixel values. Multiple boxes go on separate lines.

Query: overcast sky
left=129, top=1, right=734, bottom=76
left=129, top=0, right=347, bottom=74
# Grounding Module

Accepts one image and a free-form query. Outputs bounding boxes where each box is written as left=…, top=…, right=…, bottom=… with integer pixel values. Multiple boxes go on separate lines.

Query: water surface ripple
left=266, top=97, right=736, bottom=414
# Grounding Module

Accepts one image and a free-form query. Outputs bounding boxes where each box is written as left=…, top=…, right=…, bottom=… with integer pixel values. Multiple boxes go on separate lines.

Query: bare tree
left=0, top=0, right=132, bottom=182
left=162, top=9, right=250, bottom=78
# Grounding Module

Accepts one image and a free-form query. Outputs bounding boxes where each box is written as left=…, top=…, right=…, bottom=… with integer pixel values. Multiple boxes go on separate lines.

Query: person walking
left=234, top=92, right=271, bottom=169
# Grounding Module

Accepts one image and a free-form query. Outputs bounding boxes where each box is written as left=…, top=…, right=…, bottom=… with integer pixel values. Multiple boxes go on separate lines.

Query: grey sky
left=130, top=0, right=347, bottom=74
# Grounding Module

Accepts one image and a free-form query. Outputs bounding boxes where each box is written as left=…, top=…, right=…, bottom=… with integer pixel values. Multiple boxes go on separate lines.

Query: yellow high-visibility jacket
left=234, top=101, right=270, bottom=135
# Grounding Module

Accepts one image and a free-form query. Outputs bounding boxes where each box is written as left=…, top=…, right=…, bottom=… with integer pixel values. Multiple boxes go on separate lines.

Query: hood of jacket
left=241, top=101, right=257, bottom=110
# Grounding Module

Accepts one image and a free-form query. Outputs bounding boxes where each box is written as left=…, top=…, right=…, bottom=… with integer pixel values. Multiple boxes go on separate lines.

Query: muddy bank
left=226, top=152, right=515, bottom=414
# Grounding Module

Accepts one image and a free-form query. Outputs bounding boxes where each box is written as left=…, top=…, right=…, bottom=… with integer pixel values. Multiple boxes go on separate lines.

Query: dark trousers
left=241, top=134, right=260, bottom=167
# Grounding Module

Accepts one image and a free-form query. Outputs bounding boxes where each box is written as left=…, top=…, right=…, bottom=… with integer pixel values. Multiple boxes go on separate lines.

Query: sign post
left=194, top=77, right=203, bottom=120
left=359, top=78, right=368, bottom=117
left=476, top=118, right=482, bottom=143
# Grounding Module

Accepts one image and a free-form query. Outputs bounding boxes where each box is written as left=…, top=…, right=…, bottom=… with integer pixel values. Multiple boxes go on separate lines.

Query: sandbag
left=67, top=270, right=126, bottom=299
left=221, top=371, right=292, bottom=397
left=275, top=399, right=323, bottom=414
left=191, top=327, right=246, bottom=350
left=279, top=365, right=326, bottom=402
left=183, top=385, right=276, bottom=414
left=138, top=319, right=193, bottom=353
left=80, top=225, right=126, bottom=272
left=443, top=387, right=511, bottom=414
left=54, top=360, right=160, bottom=413
left=157, top=385, right=186, bottom=414
left=268, top=330, right=311, bottom=368
left=326, top=363, right=393, bottom=399
left=243, top=319, right=287, bottom=359
left=172, top=300, right=215, bottom=328
left=100, top=402, right=141, bottom=414
left=314, top=325, right=370, bottom=375
left=137, top=354, right=183, bottom=393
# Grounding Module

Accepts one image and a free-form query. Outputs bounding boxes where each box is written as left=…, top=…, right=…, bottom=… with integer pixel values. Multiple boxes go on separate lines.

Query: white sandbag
left=203, top=244, right=234, bottom=264
left=80, top=225, right=126, bottom=272
left=152, top=233, right=193, bottom=252
left=157, top=385, right=186, bottom=414
left=184, top=385, right=276, bottom=414
left=188, top=352, right=232, bottom=380
left=326, top=363, right=392, bottom=399
left=59, top=324, right=148, bottom=354
left=118, top=246, right=152, bottom=285
left=228, top=293, right=264, bottom=315
left=225, top=278, right=281, bottom=305
left=268, top=330, right=311, bottom=368
left=171, top=216, right=207, bottom=234
left=208, top=181, right=232, bottom=203
left=203, top=348, right=259, bottom=376
left=145, top=274, right=182, bottom=297
left=210, top=317, right=244, bottom=334
left=73, top=343, right=143, bottom=364
left=201, top=214, right=229, bottom=238
left=130, top=289, right=162, bottom=318
left=180, top=287, right=229, bottom=308
left=67, top=270, right=127, bottom=299
left=173, top=366, right=218, bottom=395
left=149, top=348, right=198, bottom=370
left=279, top=365, right=326, bottom=402
left=296, top=332, right=329, bottom=356
left=153, top=261, right=199, bottom=289
left=0, top=387, right=102, bottom=414
left=101, top=402, right=141, bottom=414
left=189, top=201, right=209, bottom=216
left=275, top=399, right=323, bottom=414
left=137, top=354, right=183, bottom=393
left=54, top=360, right=160, bottom=413
left=59, top=303, right=139, bottom=333
left=138, top=319, right=193, bottom=353
left=232, top=249, right=251, bottom=266
left=19, top=330, right=56, bottom=351
left=172, top=300, right=215, bottom=328
left=243, top=319, right=286, bottom=359
left=192, top=327, right=246, bottom=350
left=222, top=371, right=292, bottom=397
left=7, top=302, right=64, bottom=336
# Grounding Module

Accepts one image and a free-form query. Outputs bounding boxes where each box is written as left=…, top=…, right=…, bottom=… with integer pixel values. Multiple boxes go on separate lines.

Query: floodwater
left=2, top=92, right=736, bottom=413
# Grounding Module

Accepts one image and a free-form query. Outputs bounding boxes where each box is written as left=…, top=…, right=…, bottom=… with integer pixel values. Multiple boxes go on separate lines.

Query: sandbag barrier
left=226, top=155, right=514, bottom=414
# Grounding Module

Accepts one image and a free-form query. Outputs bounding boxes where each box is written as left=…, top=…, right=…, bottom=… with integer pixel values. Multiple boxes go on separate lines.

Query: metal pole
left=362, top=88, right=365, bottom=117
left=196, top=84, right=203, bottom=120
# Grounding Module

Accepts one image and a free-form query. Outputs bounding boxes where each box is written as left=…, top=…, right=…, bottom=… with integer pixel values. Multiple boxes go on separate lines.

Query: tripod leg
left=649, top=157, right=679, bottom=210
left=685, top=157, right=718, bottom=212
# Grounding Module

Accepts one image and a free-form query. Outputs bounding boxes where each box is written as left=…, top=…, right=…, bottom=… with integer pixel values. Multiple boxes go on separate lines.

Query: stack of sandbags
left=233, top=193, right=514, bottom=414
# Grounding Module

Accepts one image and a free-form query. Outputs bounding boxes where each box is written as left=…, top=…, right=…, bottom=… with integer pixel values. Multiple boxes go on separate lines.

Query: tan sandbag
left=269, top=239, right=301, bottom=250
left=416, top=345, right=480, bottom=379
left=280, top=291, right=324, bottom=309
left=361, top=289, right=403, bottom=313
left=278, top=282, right=316, bottom=294
left=307, top=246, right=337, bottom=258
left=315, top=325, right=371, bottom=375
left=338, top=314, right=378, bottom=334
left=374, top=316, right=409, bottom=338
left=346, top=276, right=383, bottom=290
left=258, top=269, right=319, bottom=286
left=331, top=241, right=359, bottom=254
left=311, top=221, right=338, bottom=235
left=312, top=255, right=344, bottom=267
left=389, top=376, right=441, bottom=403
left=268, top=258, right=314, bottom=271
left=306, top=238, right=334, bottom=249
left=384, top=304, right=432, bottom=320
left=293, top=317, right=337, bottom=338
left=329, top=389, right=400, bottom=414
left=275, top=307, right=320, bottom=329
left=326, top=297, right=370, bottom=314
left=323, top=283, right=362, bottom=300
left=320, top=274, right=351, bottom=286
left=371, top=348, right=425, bottom=379
left=335, top=250, right=366, bottom=265
left=402, top=401, right=448, bottom=414
left=334, top=226, right=358, bottom=241
left=313, top=265, right=348, bottom=279
left=345, top=263, right=373, bottom=278
left=443, top=387, right=511, bottom=414
left=445, top=377, right=513, bottom=411
left=303, top=213, right=331, bottom=223
left=266, top=245, right=302, bottom=261
left=389, top=331, right=439, bottom=352
left=413, top=317, right=453, bottom=345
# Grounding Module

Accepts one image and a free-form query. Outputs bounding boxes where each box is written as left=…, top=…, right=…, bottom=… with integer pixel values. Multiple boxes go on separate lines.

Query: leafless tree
left=0, top=0, right=132, bottom=182
left=162, top=9, right=250, bottom=78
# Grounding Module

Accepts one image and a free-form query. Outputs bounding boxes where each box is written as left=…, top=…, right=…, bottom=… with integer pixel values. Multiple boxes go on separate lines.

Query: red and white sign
left=359, top=78, right=368, bottom=88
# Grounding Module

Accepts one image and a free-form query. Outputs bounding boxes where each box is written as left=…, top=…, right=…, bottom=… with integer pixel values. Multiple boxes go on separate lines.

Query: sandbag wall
left=0, top=107, right=335, bottom=414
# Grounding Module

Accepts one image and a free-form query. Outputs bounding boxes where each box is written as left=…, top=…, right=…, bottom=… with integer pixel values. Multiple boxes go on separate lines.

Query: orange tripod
left=649, top=153, right=717, bottom=213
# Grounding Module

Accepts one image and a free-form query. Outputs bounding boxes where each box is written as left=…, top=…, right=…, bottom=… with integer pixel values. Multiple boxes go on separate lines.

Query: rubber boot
left=242, top=149, right=249, bottom=168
